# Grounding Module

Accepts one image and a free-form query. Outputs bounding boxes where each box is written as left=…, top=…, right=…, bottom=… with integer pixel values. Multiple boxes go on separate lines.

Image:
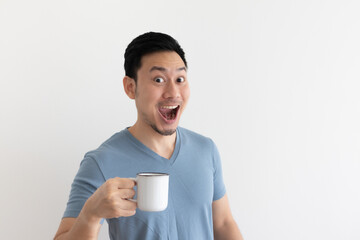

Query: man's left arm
left=212, top=194, right=244, bottom=240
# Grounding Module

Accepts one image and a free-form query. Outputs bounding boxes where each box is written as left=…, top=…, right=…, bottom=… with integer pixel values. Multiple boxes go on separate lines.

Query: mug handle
left=127, top=177, right=137, bottom=203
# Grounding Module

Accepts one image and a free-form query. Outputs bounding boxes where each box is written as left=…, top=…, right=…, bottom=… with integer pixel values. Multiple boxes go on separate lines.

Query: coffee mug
left=130, top=172, right=169, bottom=212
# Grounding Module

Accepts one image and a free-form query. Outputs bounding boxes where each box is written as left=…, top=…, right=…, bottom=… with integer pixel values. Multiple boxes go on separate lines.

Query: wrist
left=78, top=200, right=102, bottom=226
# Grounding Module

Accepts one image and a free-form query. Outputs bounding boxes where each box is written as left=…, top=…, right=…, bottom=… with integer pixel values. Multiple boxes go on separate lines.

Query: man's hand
left=54, top=178, right=137, bottom=240
left=83, top=177, right=137, bottom=220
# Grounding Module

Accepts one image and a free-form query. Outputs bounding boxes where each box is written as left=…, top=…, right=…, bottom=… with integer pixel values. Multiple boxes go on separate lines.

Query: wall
left=0, top=0, right=359, bottom=239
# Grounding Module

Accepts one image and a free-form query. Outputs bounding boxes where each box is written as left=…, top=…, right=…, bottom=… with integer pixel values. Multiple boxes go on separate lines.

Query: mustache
left=157, top=100, right=182, bottom=106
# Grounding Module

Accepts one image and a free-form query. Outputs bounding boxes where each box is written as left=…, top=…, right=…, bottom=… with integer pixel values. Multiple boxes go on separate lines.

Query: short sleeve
left=63, top=156, right=106, bottom=218
left=211, top=141, right=226, bottom=201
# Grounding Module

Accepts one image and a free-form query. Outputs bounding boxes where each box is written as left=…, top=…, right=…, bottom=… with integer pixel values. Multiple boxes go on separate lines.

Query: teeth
left=161, top=105, right=178, bottom=109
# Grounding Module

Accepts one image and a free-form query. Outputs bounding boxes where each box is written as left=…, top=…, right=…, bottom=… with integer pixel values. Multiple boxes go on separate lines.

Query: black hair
left=124, top=32, right=187, bottom=81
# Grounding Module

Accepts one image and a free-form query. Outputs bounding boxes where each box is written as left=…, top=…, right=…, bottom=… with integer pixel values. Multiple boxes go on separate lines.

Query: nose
left=163, top=81, right=180, bottom=99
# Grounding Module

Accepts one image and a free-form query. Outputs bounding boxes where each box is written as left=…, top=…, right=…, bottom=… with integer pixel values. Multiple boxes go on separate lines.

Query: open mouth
left=158, top=105, right=180, bottom=121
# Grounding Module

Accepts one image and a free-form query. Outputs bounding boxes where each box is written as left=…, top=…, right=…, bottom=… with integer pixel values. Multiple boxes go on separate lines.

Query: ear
left=123, top=76, right=136, bottom=99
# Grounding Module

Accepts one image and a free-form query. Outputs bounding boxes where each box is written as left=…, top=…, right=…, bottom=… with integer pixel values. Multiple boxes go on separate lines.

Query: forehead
left=139, top=51, right=186, bottom=72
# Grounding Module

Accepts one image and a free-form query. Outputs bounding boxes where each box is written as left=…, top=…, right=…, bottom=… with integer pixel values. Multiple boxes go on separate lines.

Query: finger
left=119, top=198, right=138, bottom=211
left=119, top=209, right=136, bottom=217
left=114, top=177, right=136, bottom=189
left=118, top=189, right=136, bottom=199
left=106, top=177, right=135, bottom=189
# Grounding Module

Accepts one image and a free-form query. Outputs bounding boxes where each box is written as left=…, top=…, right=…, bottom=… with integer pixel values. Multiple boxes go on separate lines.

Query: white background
left=1, top=0, right=359, bottom=239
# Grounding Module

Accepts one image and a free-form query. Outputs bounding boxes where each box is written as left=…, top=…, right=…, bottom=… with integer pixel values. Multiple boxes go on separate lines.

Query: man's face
left=133, top=51, right=190, bottom=136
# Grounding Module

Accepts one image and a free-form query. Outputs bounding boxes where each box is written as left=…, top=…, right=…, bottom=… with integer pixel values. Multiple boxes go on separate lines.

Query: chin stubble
left=150, top=124, right=176, bottom=136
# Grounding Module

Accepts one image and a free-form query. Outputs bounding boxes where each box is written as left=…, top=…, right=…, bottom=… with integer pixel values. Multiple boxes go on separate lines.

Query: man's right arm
left=54, top=178, right=137, bottom=240
left=54, top=216, right=101, bottom=240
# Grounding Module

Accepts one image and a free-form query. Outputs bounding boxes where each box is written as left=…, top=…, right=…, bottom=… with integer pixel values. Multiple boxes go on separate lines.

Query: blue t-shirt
left=63, top=127, right=226, bottom=239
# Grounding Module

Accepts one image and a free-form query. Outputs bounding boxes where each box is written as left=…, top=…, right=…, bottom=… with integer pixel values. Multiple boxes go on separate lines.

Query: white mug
left=130, top=172, right=169, bottom=212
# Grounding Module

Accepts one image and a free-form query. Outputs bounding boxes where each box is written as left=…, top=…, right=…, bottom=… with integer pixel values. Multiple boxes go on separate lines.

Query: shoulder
left=83, top=129, right=131, bottom=163
left=178, top=127, right=216, bottom=149
left=79, top=129, right=137, bottom=179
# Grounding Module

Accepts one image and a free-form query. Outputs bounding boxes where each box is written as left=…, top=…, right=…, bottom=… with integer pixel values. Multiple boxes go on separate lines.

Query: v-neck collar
left=124, top=127, right=181, bottom=166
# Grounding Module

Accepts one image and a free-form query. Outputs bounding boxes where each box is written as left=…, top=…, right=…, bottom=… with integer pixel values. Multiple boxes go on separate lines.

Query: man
left=54, top=32, right=243, bottom=240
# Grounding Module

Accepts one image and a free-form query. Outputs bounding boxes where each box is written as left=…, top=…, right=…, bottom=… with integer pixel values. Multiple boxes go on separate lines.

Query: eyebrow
left=149, top=66, right=187, bottom=72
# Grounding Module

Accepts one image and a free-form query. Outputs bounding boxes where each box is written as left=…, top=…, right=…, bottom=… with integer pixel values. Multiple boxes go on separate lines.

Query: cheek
left=135, top=90, right=162, bottom=111
left=179, top=87, right=190, bottom=114
left=182, top=86, right=190, bottom=103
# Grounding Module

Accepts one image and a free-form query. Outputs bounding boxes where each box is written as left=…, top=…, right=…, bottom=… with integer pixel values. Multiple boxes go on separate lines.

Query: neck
left=128, top=122, right=177, bottom=160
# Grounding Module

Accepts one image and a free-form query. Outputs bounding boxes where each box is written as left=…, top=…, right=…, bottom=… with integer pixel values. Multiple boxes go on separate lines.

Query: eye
left=154, top=77, right=165, bottom=83
left=176, top=77, right=185, bottom=83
